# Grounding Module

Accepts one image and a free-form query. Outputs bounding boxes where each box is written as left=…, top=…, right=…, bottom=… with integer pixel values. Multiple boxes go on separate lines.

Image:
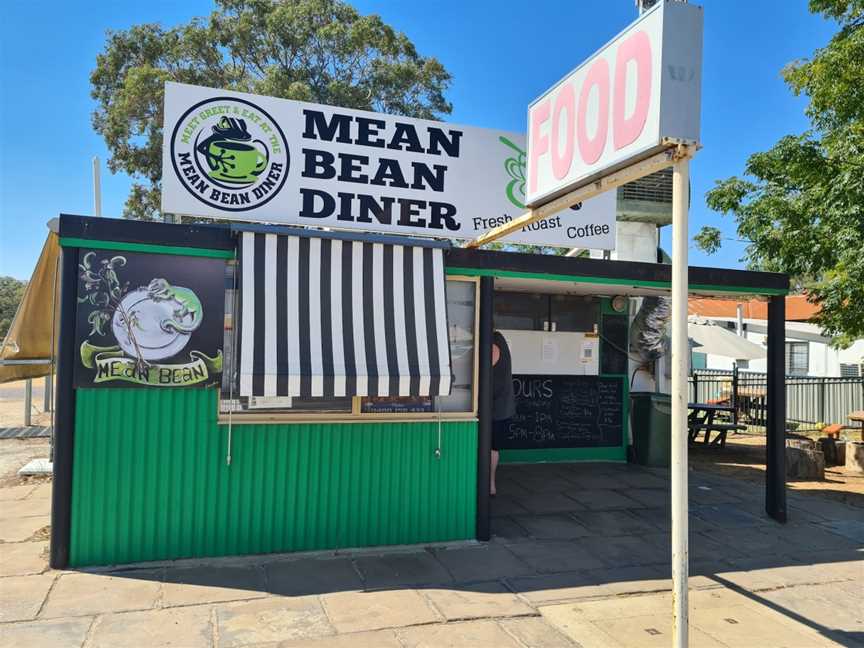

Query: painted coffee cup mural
left=74, top=250, right=225, bottom=388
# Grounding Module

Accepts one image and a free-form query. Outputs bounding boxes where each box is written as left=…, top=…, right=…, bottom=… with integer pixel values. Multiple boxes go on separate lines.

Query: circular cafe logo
left=170, top=97, right=289, bottom=211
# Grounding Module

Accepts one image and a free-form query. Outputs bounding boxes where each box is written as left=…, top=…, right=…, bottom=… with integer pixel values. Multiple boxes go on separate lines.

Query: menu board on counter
left=502, top=374, right=623, bottom=450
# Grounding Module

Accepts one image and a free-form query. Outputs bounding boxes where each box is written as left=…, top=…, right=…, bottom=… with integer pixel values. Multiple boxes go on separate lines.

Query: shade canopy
left=238, top=232, right=452, bottom=399
left=688, top=319, right=765, bottom=360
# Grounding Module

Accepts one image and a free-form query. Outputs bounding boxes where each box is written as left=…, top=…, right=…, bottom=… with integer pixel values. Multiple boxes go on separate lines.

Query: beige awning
left=0, top=233, right=61, bottom=383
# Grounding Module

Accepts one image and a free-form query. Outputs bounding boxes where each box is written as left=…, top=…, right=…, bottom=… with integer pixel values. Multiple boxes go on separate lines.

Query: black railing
left=689, top=369, right=864, bottom=433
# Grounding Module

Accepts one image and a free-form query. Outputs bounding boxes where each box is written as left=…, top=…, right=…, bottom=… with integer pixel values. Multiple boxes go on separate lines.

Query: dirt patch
left=30, top=525, right=51, bottom=542
left=689, top=433, right=864, bottom=508
left=0, top=438, right=51, bottom=485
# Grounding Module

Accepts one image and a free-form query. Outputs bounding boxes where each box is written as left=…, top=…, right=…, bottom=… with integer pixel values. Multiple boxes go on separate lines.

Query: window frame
left=217, top=274, right=480, bottom=424
left=784, top=341, right=809, bottom=376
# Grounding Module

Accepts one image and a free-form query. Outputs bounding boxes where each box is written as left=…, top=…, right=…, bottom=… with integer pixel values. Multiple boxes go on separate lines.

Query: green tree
left=697, top=0, right=864, bottom=346
left=0, top=277, right=27, bottom=341
left=91, top=0, right=452, bottom=221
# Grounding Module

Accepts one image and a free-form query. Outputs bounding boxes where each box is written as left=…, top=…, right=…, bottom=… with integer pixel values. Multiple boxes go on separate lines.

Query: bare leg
left=490, top=449, right=500, bottom=496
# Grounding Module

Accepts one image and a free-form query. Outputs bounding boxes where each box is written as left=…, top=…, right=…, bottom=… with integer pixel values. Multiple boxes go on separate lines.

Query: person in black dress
left=491, top=330, right=515, bottom=496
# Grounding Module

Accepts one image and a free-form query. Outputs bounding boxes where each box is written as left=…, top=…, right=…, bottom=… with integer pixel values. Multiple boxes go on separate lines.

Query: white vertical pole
left=671, top=158, right=690, bottom=647
left=92, top=157, right=102, bottom=217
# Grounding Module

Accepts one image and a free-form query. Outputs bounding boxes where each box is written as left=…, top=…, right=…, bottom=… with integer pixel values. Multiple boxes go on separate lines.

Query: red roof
left=688, top=295, right=818, bottom=321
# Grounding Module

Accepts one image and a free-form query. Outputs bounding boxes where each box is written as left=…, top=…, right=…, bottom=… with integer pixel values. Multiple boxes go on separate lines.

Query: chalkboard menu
left=501, top=375, right=623, bottom=450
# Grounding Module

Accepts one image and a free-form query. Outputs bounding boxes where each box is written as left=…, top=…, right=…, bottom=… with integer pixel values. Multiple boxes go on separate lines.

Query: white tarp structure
left=688, top=318, right=765, bottom=361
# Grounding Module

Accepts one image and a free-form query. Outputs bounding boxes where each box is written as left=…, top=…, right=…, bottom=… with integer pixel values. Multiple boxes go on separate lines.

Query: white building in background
left=688, top=296, right=864, bottom=377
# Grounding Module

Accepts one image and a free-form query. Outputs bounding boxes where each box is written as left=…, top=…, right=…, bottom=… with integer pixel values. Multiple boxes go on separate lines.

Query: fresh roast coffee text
left=299, top=110, right=464, bottom=231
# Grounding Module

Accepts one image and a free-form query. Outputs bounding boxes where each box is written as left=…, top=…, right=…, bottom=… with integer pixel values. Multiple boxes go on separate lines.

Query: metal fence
left=690, top=369, right=864, bottom=433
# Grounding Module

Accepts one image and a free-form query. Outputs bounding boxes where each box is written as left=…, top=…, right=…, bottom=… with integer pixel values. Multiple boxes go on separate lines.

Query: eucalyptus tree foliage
left=698, top=0, right=864, bottom=346
left=91, top=0, right=452, bottom=222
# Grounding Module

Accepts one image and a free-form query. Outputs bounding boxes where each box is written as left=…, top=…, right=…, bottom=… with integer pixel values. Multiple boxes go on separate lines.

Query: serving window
left=219, top=239, right=478, bottom=422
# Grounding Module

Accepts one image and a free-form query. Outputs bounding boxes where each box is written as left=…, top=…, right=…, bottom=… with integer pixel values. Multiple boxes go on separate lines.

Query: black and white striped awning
left=238, top=231, right=452, bottom=399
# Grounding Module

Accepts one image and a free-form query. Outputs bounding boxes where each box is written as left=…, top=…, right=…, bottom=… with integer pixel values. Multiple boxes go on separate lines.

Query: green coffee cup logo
left=170, top=97, right=289, bottom=212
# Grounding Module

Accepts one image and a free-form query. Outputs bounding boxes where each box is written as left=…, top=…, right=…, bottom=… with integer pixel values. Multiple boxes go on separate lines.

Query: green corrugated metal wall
left=71, top=389, right=477, bottom=567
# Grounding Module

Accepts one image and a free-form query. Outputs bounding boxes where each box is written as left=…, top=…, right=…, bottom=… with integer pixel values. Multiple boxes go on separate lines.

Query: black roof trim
left=446, top=248, right=789, bottom=292
left=59, top=214, right=234, bottom=250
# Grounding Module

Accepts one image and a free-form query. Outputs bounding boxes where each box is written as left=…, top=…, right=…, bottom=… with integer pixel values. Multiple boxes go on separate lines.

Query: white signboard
left=161, top=82, right=617, bottom=249
left=526, top=1, right=703, bottom=206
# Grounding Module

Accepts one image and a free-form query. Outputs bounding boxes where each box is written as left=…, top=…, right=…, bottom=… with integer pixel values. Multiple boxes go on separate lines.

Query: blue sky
left=0, top=0, right=835, bottom=280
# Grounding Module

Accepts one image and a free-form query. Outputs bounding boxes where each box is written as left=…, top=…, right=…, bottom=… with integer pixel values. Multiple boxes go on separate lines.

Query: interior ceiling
left=492, top=276, right=770, bottom=300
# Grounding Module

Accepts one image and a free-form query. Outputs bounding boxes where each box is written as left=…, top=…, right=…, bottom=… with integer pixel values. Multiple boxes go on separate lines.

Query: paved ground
left=1, top=456, right=862, bottom=647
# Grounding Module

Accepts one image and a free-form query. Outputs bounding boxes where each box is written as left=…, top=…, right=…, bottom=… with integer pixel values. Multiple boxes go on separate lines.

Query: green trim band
left=60, top=238, right=235, bottom=260
left=445, top=267, right=788, bottom=296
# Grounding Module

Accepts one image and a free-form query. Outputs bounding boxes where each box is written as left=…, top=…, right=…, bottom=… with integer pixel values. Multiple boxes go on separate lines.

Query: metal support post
left=766, top=295, right=787, bottom=522
left=24, top=379, right=32, bottom=427
left=44, top=375, right=53, bottom=413
left=476, top=276, right=494, bottom=542
left=671, top=158, right=690, bottom=648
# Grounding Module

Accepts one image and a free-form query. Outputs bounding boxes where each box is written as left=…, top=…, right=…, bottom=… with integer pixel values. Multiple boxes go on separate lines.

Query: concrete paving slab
left=777, top=521, right=863, bottom=550
left=354, top=551, right=451, bottom=589
left=276, top=628, right=403, bottom=648
left=422, top=581, right=534, bottom=620
left=498, top=616, right=579, bottom=647
left=397, top=619, right=524, bottom=648
left=215, top=596, right=333, bottom=647
left=0, top=540, right=47, bottom=576
left=489, top=516, right=530, bottom=543
left=0, top=616, right=93, bottom=648
left=555, top=472, right=624, bottom=490
left=504, top=540, right=605, bottom=574
left=514, top=475, right=580, bottom=494
left=512, top=492, right=585, bottom=514
left=622, top=488, right=669, bottom=508
left=0, top=496, right=51, bottom=518
left=571, top=509, right=660, bottom=536
left=759, top=583, right=864, bottom=638
left=322, top=589, right=439, bottom=633
left=431, top=544, right=535, bottom=582
left=509, top=570, right=612, bottom=604
left=265, top=556, right=362, bottom=596
left=0, top=573, right=56, bottom=622
left=489, top=494, right=530, bottom=517
left=0, top=484, right=36, bottom=501
left=581, top=565, right=670, bottom=596
left=41, top=570, right=161, bottom=618
left=577, top=534, right=665, bottom=568
left=162, top=564, right=267, bottom=607
left=602, top=613, right=728, bottom=647
left=692, top=503, right=765, bottom=528
left=816, top=519, right=864, bottom=544
left=694, top=604, right=834, bottom=648
left=615, top=471, right=670, bottom=489
left=511, top=513, right=591, bottom=540
left=535, top=615, right=626, bottom=647
left=88, top=604, right=213, bottom=648
left=0, top=514, right=49, bottom=542
left=564, top=488, right=639, bottom=510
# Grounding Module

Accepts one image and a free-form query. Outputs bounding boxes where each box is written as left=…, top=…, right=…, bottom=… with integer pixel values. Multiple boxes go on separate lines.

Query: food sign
left=526, top=1, right=703, bottom=206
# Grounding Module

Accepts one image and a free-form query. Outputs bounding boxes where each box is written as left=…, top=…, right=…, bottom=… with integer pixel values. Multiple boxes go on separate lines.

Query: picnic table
left=688, top=402, right=745, bottom=448
left=849, top=410, right=864, bottom=441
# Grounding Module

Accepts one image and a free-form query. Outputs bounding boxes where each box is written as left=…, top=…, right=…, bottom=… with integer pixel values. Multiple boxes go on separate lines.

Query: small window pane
left=438, top=280, right=476, bottom=413
left=551, top=295, right=600, bottom=332
left=494, top=291, right=546, bottom=331
left=784, top=342, right=809, bottom=376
